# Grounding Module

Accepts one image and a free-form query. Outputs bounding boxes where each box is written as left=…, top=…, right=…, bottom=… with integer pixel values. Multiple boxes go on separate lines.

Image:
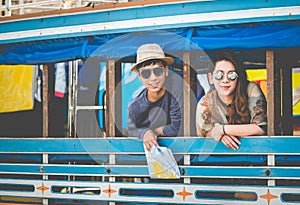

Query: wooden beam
left=183, top=52, right=191, bottom=136
left=105, top=59, right=116, bottom=137
left=266, top=50, right=275, bottom=136
left=42, top=65, right=49, bottom=138
left=266, top=50, right=283, bottom=136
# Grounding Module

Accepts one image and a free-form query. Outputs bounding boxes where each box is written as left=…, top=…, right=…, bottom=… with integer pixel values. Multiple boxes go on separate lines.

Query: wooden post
left=105, top=59, right=116, bottom=137
left=42, top=65, right=49, bottom=138
left=266, top=50, right=275, bottom=136
left=183, top=52, right=191, bottom=136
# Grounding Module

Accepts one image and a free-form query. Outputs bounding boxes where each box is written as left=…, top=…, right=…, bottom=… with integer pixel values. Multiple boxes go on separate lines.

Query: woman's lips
left=221, top=85, right=230, bottom=90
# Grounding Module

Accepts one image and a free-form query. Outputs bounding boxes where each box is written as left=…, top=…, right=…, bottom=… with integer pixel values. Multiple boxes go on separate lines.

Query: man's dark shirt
left=127, top=72, right=183, bottom=139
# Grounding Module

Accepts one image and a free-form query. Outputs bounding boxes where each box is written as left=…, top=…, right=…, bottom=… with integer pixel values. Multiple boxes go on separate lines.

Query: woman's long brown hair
left=210, top=51, right=250, bottom=124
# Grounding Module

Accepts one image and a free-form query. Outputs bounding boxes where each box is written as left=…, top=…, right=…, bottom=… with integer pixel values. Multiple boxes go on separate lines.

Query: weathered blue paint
left=0, top=137, right=298, bottom=154
left=0, top=0, right=299, bottom=33
left=1, top=164, right=300, bottom=179
left=0, top=0, right=299, bottom=44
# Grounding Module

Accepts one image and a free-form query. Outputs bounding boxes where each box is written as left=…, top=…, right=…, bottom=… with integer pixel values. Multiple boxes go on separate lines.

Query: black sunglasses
left=213, top=70, right=239, bottom=81
left=139, top=67, right=165, bottom=79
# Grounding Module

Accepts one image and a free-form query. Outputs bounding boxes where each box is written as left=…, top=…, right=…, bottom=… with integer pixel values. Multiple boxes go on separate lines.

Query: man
left=127, top=43, right=183, bottom=151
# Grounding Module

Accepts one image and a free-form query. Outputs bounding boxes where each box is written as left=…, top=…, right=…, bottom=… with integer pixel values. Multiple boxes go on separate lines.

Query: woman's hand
left=210, top=123, right=224, bottom=141
left=143, top=129, right=159, bottom=151
left=221, top=135, right=241, bottom=150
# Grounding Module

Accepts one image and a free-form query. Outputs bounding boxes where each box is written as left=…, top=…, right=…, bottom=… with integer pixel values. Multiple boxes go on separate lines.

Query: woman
left=196, top=51, right=267, bottom=150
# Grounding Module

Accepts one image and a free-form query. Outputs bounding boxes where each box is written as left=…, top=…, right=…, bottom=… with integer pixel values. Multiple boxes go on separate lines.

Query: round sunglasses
left=213, top=70, right=239, bottom=81
left=139, top=67, right=165, bottom=79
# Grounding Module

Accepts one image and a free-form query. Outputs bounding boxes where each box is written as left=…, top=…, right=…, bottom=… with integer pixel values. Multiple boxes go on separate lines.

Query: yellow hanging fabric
left=0, top=65, right=34, bottom=113
left=292, top=68, right=300, bottom=115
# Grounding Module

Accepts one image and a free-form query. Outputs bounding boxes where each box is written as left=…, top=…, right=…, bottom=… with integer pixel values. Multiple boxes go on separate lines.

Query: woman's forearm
left=223, top=124, right=265, bottom=137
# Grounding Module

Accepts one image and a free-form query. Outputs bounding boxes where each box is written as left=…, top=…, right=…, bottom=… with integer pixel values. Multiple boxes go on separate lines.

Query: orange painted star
left=176, top=187, right=192, bottom=201
left=36, top=182, right=49, bottom=195
left=260, top=189, right=278, bottom=205
left=103, top=184, right=117, bottom=198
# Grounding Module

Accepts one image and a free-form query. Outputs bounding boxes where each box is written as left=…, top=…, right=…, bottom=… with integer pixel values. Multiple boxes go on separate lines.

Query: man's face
left=137, top=62, right=169, bottom=94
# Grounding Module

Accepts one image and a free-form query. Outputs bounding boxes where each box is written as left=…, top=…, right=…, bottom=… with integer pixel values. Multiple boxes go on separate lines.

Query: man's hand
left=143, top=129, right=159, bottom=151
left=154, top=126, right=164, bottom=136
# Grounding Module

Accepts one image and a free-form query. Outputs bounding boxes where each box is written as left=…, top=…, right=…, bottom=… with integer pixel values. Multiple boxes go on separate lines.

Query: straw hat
left=131, top=43, right=174, bottom=71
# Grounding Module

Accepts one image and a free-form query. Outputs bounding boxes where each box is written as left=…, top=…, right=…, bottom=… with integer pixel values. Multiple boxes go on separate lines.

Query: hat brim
left=130, top=57, right=174, bottom=71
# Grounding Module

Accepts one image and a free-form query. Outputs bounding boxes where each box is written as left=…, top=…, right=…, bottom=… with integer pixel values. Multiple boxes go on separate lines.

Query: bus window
left=97, top=62, right=143, bottom=135
left=121, top=62, right=143, bottom=130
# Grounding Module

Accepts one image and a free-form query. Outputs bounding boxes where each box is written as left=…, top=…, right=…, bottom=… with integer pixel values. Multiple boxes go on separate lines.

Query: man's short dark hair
left=136, top=59, right=168, bottom=71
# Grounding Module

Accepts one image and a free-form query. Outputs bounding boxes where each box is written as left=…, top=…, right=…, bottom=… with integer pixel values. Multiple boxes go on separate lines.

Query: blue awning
left=0, top=21, right=300, bottom=65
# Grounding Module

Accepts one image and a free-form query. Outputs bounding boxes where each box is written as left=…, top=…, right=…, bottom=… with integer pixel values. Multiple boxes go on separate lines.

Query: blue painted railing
left=1, top=137, right=300, bottom=153
left=0, top=137, right=299, bottom=205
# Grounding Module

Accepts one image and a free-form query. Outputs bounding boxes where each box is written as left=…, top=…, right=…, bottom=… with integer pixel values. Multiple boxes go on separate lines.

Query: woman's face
left=208, top=60, right=238, bottom=102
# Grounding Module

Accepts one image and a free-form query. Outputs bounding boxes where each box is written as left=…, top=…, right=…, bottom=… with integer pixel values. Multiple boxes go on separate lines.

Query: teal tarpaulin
left=1, top=21, right=300, bottom=64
